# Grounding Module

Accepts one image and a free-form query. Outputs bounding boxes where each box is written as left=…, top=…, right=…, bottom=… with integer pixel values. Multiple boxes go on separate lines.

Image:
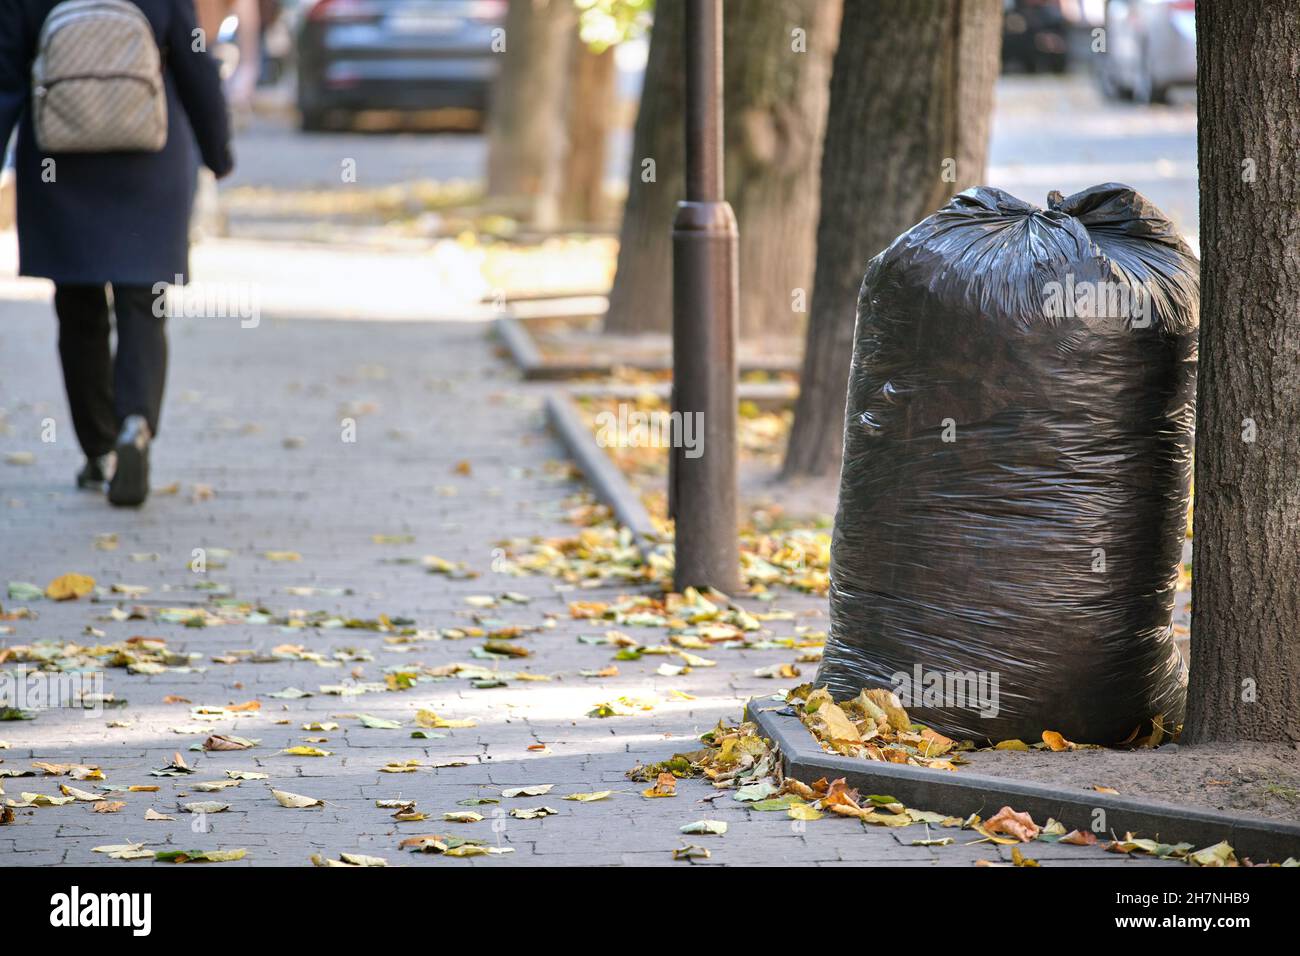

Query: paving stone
left=0, top=300, right=1156, bottom=868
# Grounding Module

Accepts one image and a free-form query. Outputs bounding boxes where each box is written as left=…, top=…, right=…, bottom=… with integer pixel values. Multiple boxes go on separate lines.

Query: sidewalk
left=0, top=287, right=1171, bottom=867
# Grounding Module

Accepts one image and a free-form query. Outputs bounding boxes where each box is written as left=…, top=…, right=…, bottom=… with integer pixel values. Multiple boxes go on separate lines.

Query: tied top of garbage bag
left=817, top=184, right=1198, bottom=744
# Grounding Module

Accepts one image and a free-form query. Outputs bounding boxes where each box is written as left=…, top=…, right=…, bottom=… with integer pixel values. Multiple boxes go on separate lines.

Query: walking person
left=0, top=0, right=233, bottom=506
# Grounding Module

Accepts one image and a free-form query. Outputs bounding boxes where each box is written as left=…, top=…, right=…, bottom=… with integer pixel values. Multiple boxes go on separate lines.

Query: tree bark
left=781, top=0, right=1001, bottom=479
left=605, top=0, right=839, bottom=338
left=604, top=0, right=686, bottom=335
left=485, top=0, right=576, bottom=229
left=1185, top=1, right=1300, bottom=744
left=559, top=40, right=617, bottom=226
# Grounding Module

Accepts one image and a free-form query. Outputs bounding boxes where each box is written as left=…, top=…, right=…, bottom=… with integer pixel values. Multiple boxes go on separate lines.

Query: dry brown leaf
left=642, top=772, right=677, bottom=798
left=984, top=805, right=1040, bottom=842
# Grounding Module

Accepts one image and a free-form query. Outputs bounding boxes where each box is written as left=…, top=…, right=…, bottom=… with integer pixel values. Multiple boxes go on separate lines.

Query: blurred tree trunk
left=1186, top=1, right=1300, bottom=743
left=781, top=0, right=1001, bottom=480
left=486, top=0, right=576, bottom=229
left=604, top=0, right=684, bottom=334
left=605, top=0, right=839, bottom=338
left=559, top=40, right=617, bottom=226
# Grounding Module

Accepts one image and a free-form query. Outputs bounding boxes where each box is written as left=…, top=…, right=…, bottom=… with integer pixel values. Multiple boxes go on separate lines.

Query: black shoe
left=108, top=415, right=151, bottom=507
left=76, top=455, right=112, bottom=491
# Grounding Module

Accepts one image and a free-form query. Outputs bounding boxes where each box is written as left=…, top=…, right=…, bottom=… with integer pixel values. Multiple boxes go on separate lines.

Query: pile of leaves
left=627, top=716, right=1279, bottom=866
left=575, top=395, right=793, bottom=484
left=788, top=684, right=966, bottom=771
left=1, top=636, right=196, bottom=676
left=494, top=504, right=830, bottom=596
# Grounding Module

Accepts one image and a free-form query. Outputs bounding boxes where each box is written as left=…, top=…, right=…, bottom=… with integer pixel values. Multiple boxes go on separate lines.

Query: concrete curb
left=544, top=392, right=659, bottom=552
left=747, top=697, right=1300, bottom=864
left=496, top=315, right=801, bottom=380
left=562, top=379, right=797, bottom=410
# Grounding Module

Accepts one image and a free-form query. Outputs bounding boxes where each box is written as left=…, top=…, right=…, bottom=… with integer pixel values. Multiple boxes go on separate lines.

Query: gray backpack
left=32, top=0, right=167, bottom=153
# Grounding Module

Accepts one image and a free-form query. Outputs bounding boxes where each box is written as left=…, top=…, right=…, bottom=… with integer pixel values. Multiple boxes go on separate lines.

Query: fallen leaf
left=182, top=801, right=230, bottom=814
left=501, top=784, right=553, bottom=798
left=357, top=714, right=402, bottom=730
left=281, top=746, right=331, bottom=757
left=46, top=573, right=95, bottom=601
left=510, top=806, right=558, bottom=819
left=673, top=844, right=710, bottom=860
left=1189, top=841, right=1237, bottom=867
left=642, top=772, right=677, bottom=799
left=1042, top=730, right=1074, bottom=752
left=680, top=820, right=727, bottom=836
left=1011, top=846, right=1040, bottom=867
left=984, top=806, right=1040, bottom=842
left=154, top=848, right=247, bottom=863
left=271, top=789, right=324, bottom=809
left=93, top=842, right=154, bottom=860
left=788, top=803, right=823, bottom=821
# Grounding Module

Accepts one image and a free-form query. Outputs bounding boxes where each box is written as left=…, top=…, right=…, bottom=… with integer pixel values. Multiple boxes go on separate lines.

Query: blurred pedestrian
left=0, top=0, right=233, bottom=506
left=196, top=0, right=261, bottom=111
left=190, top=0, right=258, bottom=239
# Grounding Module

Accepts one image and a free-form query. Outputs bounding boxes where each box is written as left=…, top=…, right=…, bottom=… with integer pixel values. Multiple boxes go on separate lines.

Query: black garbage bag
left=816, top=184, right=1197, bottom=744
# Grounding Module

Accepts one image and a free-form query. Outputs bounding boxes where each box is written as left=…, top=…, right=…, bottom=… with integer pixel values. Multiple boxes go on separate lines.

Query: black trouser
left=54, top=284, right=167, bottom=459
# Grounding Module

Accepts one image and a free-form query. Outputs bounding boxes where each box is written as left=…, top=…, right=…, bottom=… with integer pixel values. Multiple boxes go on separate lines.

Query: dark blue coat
left=0, top=0, right=232, bottom=285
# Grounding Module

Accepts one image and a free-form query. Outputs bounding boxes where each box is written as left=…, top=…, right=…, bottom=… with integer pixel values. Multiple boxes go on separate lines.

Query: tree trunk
left=726, top=0, right=840, bottom=340
left=1185, top=1, right=1300, bottom=744
left=604, top=0, right=685, bottom=335
left=559, top=40, right=617, bottom=226
left=781, top=0, right=1001, bottom=480
left=604, top=0, right=839, bottom=339
left=485, top=0, right=576, bottom=229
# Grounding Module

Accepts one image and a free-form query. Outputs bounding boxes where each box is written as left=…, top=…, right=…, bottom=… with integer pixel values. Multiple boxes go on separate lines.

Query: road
left=220, top=72, right=1198, bottom=244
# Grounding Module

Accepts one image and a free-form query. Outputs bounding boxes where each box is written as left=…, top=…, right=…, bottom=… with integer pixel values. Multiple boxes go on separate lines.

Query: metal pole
left=670, top=0, right=739, bottom=594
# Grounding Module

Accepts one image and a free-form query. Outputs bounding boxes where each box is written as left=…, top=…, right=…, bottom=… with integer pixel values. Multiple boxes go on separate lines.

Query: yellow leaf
left=563, top=791, right=613, bottom=802
left=1011, top=846, right=1040, bottom=867
left=788, top=803, right=823, bottom=821
left=1189, top=841, right=1237, bottom=867
left=281, top=746, right=331, bottom=757
left=1042, top=730, right=1073, bottom=752
left=46, top=573, right=95, bottom=601
left=805, top=689, right=861, bottom=744
left=414, top=709, right=475, bottom=729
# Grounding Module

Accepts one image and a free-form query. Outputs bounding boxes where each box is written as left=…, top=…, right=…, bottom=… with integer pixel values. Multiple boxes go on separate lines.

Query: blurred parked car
left=1098, top=0, right=1196, bottom=103
left=296, top=0, right=506, bottom=131
left=1002, top=0, right=1071, bottom=74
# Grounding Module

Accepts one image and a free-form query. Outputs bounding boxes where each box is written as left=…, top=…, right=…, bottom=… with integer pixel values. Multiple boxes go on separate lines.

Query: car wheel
left=1132, top=48, right=1170, bottom=105
left=1097, top=66, right=1130, bottom=102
